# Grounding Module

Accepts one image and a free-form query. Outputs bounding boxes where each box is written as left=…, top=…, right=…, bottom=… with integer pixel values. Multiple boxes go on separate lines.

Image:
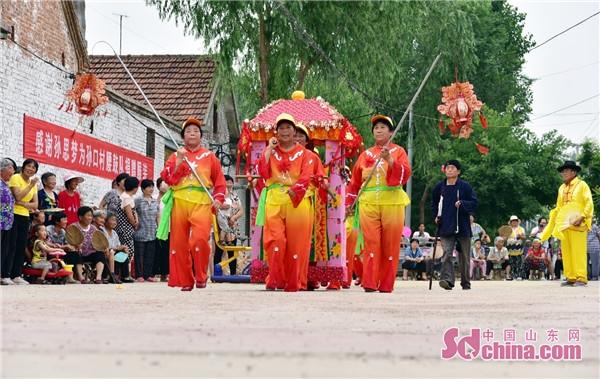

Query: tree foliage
left=149, top=0, right=572, bottom=230
left=578, top=139, right=600, bottom=218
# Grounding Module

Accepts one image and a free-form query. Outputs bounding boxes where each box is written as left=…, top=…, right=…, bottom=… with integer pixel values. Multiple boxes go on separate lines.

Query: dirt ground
left=1, top=280, right=599, bottom=378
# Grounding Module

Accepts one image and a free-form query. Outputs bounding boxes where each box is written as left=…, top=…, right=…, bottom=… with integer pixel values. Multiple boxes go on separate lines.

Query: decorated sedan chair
left=236, top=91, right=363, bottom=284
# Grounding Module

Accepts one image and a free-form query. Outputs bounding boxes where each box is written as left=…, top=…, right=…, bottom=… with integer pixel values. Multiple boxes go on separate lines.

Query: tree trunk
left=297, top=59, right=313, bottom=90
left=258, top=7, right=270, bottom=105
left=419, top=182, right=431, bottom=225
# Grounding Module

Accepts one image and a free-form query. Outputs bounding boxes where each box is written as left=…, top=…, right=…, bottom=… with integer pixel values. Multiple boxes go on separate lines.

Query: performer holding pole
left=541, top=160, right=594, bottom=286
left=431, top=160, right=478, bottom=291
left=159, top=118, right=226, bottom=291
left=345, top=115, right=411, bottom=293
left=256, top=113, right=312, bottom=292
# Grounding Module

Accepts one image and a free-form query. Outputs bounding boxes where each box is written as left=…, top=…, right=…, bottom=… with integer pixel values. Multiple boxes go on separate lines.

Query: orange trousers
left=263, top=197, right=312, bottom=292
left=358, top=203, right=405, bottom=292
left=168, top=198, right=212, bottom=288
left=343, top=227, right=362, bottom=288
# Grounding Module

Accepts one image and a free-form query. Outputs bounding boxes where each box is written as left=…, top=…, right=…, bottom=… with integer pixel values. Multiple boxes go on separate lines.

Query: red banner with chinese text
left=23, top=115, right=154, bottom=180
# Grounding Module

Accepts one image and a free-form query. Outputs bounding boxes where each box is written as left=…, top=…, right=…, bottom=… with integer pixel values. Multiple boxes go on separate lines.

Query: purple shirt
left=74, top=223, right=98, bottom=256
left=0, top=180, right=15, bottom=231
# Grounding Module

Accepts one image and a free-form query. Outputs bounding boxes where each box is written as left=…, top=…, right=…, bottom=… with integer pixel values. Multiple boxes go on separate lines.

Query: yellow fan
left=91, top=231, right=109, bottom=251
left=555, top=202, right=587, bottom=232
left=498, top=225, right=512, bottom=239
left=65, top=224, right=84, bottom=246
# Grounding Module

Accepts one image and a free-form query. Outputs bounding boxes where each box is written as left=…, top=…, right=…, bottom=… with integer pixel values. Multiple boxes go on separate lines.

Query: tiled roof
left=89, top=55, right=216, bottom=124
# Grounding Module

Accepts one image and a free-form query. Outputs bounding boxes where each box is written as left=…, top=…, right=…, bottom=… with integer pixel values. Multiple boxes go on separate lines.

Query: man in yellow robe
left=541, top=160, right=594, bottom=286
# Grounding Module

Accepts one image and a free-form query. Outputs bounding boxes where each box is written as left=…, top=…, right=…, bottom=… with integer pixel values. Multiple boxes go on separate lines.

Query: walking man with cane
left=431, top=160, right=478, bottom=290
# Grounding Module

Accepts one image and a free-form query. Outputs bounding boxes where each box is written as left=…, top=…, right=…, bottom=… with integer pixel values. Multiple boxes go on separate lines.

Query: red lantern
left=64, top=73, right=109, bottom=117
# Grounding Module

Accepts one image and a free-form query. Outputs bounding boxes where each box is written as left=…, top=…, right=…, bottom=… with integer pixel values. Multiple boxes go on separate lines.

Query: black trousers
left=134, top=240, right=156, bottom=279
left=401, top=261, right=426, bottom=273
left=485, top=260, right=509, bottom=275
left=554, top=259, right=563, bottom=278
left=1, top=227, right=17, bottom=278
left=7, top=215, right=29, bottom=278
left=154, top=238, right=170, bottom=276
left=214, top=238, right=237, bottom=275
left=440, top=235, right=471, bottom=288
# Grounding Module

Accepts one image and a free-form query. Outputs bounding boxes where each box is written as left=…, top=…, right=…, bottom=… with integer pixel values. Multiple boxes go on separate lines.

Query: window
left=164, top=145, right=175, bottom=164
left=213, top=103, right=218, bottom=135
left=146, top=128, right=155, bottom=158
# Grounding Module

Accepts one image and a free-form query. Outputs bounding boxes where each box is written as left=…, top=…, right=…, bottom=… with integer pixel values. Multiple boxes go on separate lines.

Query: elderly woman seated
left=486, top=237, right=510, bottom=280
left=523, top=238, right=548, bottom=280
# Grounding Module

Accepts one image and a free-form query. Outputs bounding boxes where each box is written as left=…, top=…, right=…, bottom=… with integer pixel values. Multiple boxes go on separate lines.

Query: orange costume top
left=257, top=144, right=312, bottom=208
left=345, top=143, right=411, bottom=207
left=160, top=146, right=226, bottom=204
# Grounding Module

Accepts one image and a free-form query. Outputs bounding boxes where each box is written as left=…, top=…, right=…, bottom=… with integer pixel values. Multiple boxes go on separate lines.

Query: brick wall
left=0, top=1, right=171, bottom=206
left=1, top=0, right=79, bottom=72
left=0, top=0, right=249, bottom=238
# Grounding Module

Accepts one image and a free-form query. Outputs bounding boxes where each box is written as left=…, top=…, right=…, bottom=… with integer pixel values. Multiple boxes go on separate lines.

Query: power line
left=533, top=60, right=600, bottom=80
left=528, top=11, right=600, bottom=52
left=7, top=38, right=75, bottom=78
left=531, top=93, right=600, bottom=121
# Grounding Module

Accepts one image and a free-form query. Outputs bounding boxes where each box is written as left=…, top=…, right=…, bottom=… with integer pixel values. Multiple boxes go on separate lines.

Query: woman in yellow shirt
left=7, top=158, right=39, bottom=284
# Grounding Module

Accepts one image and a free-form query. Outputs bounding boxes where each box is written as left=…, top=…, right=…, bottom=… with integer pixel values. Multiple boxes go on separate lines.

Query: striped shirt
left=134, top=196, right=158, bottom=242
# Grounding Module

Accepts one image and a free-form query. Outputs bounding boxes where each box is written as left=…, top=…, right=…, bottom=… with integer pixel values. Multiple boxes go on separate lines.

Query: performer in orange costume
left=159, top=118, right=226, bottom=291
left=346, top=115, right=411, bottom=293
left=257, top=113, right=312, bottom=292
left=293, top=124, right=328, bottom=290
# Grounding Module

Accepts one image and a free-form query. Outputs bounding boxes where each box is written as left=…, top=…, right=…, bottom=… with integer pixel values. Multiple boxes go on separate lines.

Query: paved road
left=2, top=280, right=599, bottom=378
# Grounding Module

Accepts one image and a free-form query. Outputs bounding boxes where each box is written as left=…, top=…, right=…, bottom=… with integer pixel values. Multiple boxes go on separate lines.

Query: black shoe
left=121, top=277, right=135, bottom=283
left=560, top=281, right=575, bottom=287
left=439, top=280, right=452, bottom=290
left=462, top=286, right=471, bottom=290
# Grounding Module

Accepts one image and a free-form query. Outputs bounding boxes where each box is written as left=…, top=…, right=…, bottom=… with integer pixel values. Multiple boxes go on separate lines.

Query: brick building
left=0, top=0, right=240, bottom=208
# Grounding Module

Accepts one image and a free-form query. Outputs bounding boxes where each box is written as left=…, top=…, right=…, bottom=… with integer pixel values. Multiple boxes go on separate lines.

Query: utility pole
left=405, top=106, right=414, bottom=230
left=112, top=13, right=128, bottom=55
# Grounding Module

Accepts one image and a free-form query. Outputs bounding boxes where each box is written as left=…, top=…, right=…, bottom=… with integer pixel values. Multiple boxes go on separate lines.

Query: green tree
left=578, top=139, right=600, bottom=216
left=411, top=105, right=570, bottom=234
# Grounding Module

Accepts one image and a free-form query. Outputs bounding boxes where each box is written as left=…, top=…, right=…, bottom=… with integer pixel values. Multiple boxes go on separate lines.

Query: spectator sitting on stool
left=470, top=239, right=487, bottom=280
left=486, top=237, right=509, bottom=280
left=402, top=238, right=427, bottom=280
left=523, top=238, right=547, bottom=280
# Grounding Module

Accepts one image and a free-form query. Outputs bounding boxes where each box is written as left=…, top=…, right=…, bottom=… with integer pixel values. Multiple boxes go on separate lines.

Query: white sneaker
left=12, top=277, right=30, bottom=285
left=0, top=278, right=15, bottom=285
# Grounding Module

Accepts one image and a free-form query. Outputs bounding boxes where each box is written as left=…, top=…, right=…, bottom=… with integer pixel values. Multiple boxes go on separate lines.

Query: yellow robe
left=541, top=177, right=594, bottom=283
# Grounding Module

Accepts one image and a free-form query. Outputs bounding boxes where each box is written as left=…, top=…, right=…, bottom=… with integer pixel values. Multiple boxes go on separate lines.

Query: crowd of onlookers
left=0, top=157, right=243, bottom=285
left=401, top=215, right=600, bottom=282
left=1, top=156, right=598, bottom=286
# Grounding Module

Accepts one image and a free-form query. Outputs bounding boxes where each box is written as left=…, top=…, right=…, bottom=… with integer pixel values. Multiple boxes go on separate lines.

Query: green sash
left=255, top=183, right=285, bottom=227
left=156, top=186, right=207, bottom=240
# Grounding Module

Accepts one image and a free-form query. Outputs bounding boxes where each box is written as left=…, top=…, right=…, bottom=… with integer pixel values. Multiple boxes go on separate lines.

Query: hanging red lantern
left=63, top=73, right=109, bottom=117
left=437, top=81, right=483, bottom=138
left=437, top=80, right=490, bottom=154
